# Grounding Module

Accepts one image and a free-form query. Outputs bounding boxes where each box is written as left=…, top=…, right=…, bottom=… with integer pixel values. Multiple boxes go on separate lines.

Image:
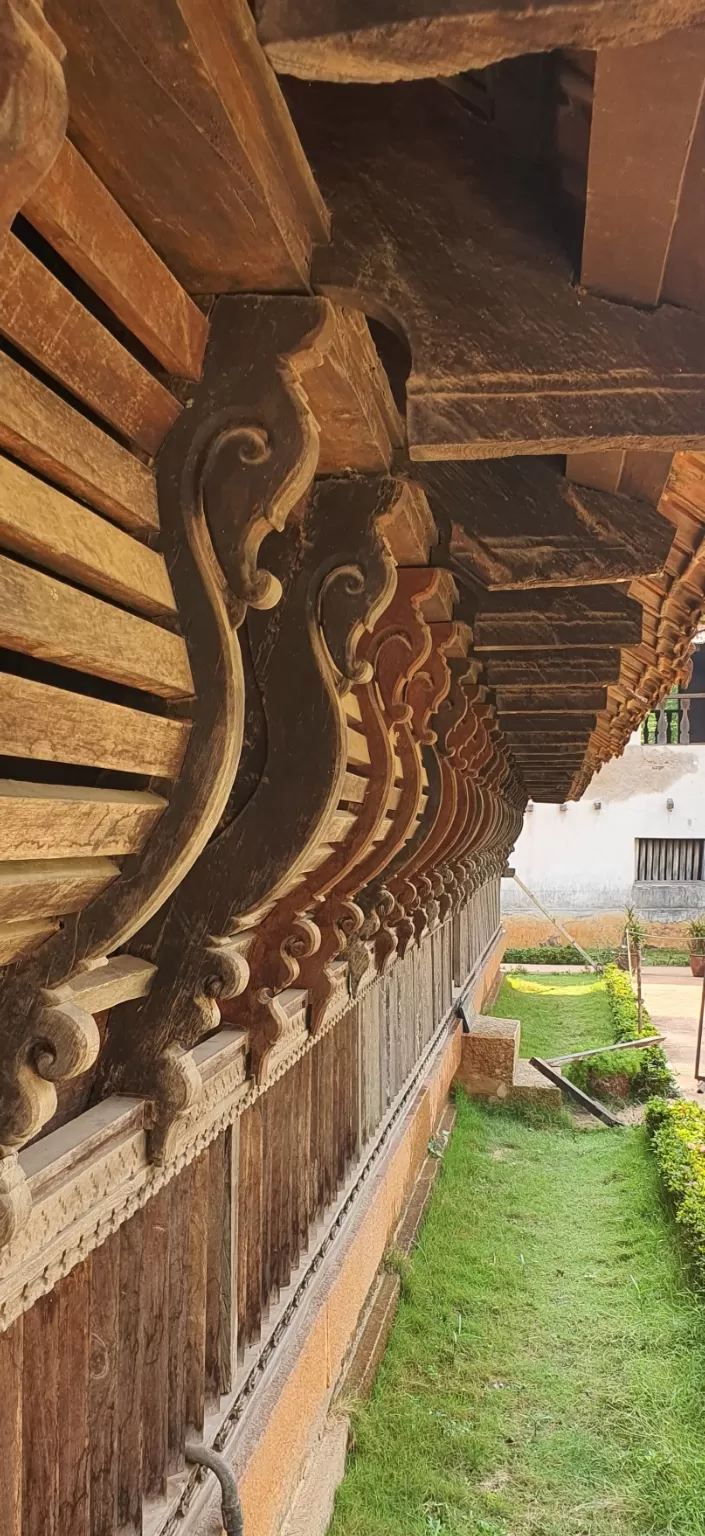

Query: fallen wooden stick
left=529, top=1057, right=623, bottom=1128
left=547, top=1035, right=665, bottom=1066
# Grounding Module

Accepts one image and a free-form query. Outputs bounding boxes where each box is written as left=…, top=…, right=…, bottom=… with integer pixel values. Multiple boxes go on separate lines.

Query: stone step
left=456, top=1014, right=520, bottom=1095
left=509, top=1058, right=562, bottom=1106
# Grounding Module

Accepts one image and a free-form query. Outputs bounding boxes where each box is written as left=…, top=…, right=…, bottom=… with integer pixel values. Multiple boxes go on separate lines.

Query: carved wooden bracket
left=0, top=296, right=331, bottom=1216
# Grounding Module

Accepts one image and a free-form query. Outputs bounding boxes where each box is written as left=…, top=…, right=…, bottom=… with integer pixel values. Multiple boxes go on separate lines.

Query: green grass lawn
left=329, top=976, right=705, bottom=1536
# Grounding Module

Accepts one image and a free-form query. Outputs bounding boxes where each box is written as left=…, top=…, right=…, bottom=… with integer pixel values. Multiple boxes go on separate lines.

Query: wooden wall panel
left=0, top=886, right=500, bottom=1532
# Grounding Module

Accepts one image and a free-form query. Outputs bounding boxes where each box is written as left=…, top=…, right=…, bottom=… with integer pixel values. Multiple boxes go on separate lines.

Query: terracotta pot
left=690, top=952, right=705, bottom=977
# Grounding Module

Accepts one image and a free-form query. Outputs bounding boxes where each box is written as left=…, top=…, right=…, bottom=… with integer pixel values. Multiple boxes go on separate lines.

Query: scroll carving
left=0, top=296, right=331, bottom=1200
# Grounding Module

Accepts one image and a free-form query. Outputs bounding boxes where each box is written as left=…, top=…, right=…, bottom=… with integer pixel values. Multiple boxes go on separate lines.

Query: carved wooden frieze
left=103, top=472, right=398, bottom=1132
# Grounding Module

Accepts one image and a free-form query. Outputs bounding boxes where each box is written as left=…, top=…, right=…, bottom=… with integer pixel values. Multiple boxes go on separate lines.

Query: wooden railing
left=641, top=692, right=705, bottom=746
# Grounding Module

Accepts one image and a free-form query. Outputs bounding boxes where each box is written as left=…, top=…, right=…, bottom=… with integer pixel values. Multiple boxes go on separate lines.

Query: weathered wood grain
left=117, top=1213, right=144, bottom=1534
left=257, top=0, right=705, bottom=81
left=0, top=1316, right=22, bottom=1536
left=0, top=0, right=67, bottom=242
left=0, top=781, right=166, bottom=861
left=295, top=78, right=705, bottom=458
left=46, top=0, right=329, bottom=291
left=472, top=586, right=643, bottom=651
left=25, top=138, right=208, bottom=379
left=0, top=555, right=194, bottom=698
left=0, top=917, right=60, bottom=964
left=0, top=857, right=119, bottom=921
left=0, top=672, right=190, bottom=778
left=167, top=1164, right=189, bottom=1474
left=141, top=1187, right=170, bottom=1500
left=184, top=1153, right=209, bottom=1435
left=0, top=235, right=181, bottom=453
left=0, top=352, right=159, bottom=533
left=0, top=456, right=176, bottom=615
left=22, top=1291, right=59, bottom=1536
left=62, top=956, right=156, bottom=1014
left=57, top=1263, right=90, bottom=1536
left=421, top=457, right=673, bottom=589
left=88, top=1233, right=120, bottom=1532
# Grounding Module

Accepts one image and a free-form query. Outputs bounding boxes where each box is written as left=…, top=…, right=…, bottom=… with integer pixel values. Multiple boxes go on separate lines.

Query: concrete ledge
left=510, top=1059, right=562, bottom=1105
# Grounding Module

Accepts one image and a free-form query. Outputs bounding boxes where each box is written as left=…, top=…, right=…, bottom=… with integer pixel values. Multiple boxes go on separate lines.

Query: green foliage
left=331, top=1092, right=705, bottom=1536
left=688, top=916, right=705, bottom=955
left=491, top=973, right=612, bottom=1060
left=503, top=944, right=690, bottom=968
left=624, top=905, right=648, bottom=954
left=646, top=1098, right=705, bottom=1283
left=567, top=965, right=679, bottom=1103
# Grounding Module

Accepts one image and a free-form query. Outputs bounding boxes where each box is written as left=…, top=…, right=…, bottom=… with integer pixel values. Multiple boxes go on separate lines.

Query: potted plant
left=688, top=916, right=705, bottom=977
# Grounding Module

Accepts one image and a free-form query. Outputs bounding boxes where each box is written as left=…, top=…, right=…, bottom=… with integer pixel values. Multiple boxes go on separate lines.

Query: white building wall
left=502, top=741, right=705, bottom=923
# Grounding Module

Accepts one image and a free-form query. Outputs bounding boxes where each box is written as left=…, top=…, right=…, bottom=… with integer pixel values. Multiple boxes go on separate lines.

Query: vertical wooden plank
left=205, top=1134, right=226, bottom=1411
left=297, top=1048, right=312, bottom=1263
left=23, top=1291, right=60, bottom=1536
left=90, top=1233, right=120, bottom=1536
left=0, top=1316, right=23, bottom=1536
left=322, top=1029, right=334, bottom=1212
left=185, top=1150, right=210, bottom=1433
left=58, top=1262, right=91, bottom=1536
left=279, top=1077, right=294, bottom=1295
left=220, top=1121, right=239, bottom=1394
left=309, top=1038, right=322, bottom=1225
left=238, top=1103, right=263, bottom=1351
left=167, top=1165, right=189, bottom=1476
left=117, top=1212, right=144, bottom=1535
left=142, top=1185, right=170, bottom=1502
left=260, top=1094, right=274, bottom=1318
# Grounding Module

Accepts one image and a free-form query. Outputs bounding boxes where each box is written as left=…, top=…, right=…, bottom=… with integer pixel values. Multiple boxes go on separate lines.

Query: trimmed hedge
left=646, top=1098, right=705, bottom=1281
left=503, top=945, right=689, bottom=968
left=565, top=965, right=678, bottom=1102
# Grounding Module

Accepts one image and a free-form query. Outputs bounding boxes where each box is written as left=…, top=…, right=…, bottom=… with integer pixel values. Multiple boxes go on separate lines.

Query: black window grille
left=635, top=838, right=704, bottom=882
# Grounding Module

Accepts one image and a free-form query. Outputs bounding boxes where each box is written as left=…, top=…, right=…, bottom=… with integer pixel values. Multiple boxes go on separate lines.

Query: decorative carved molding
left=106, top=472, right=397, bottom=1136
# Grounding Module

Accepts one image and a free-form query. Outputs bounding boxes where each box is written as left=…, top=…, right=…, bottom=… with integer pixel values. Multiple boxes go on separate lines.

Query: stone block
left=456, top=1015, right=519, bottom=1091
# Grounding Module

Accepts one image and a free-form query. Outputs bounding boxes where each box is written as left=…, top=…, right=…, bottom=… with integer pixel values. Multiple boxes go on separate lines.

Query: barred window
left=635, top=838, right=704, bottom=882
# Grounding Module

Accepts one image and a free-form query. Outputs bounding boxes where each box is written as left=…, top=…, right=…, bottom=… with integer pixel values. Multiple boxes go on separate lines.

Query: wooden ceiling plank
left=0, top=781, right=166, bottom=862
left=24, top=139, right=208, bottom=380
left=0, top=555, right=194, bottom=700
left=292, top=79, right=705, bottom=461
left=0, top=674, right=190, bottom=779
left=484, top=650, right=622, bottom=686
left=256, top=1, right=705, bottom=82
left=45, top=0, right=329, bottom=292
left=0, top=235, right=181, bottom=453
left=420, top=457, right=672, bottom=589
left=0, top=353, right=159, bottom=534
left=0, top=456, right=175, bottom=617
left=0, top=858, right=120, bottom=923
left=473, top=585, right=643, bottom=651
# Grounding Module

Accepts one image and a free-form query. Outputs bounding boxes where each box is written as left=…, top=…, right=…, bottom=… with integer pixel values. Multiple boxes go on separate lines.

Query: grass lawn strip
left=329, top=976, right=705, bottom=1536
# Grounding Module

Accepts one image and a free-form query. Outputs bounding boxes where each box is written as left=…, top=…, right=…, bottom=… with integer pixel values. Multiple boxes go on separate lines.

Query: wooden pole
left=695, top=972, right=705, bottom=1084
left=510, top=874, right=599, bottom=971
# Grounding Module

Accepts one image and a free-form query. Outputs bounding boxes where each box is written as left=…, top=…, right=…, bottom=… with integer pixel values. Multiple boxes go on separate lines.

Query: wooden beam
left=419, top=458, right=672, bottom=588
left=292, top=79, right=705, bottom=460
left=0, top=353, right=159, bottom=535
left=24, top=139, right=208, bottom=380
left=0, top=674, right=190, bottom=779
left=473, top=586, right=643, bottom=651
left=45, top=0, right=329, bottom=292
left=496, top=686, right=607, bottom=713
left=0, top=235, right=181, bottom=454
left=257, top=1, right=705, bottom=82
left=484, top=650, right=622, bottom=687
left=0, top=782, right=166, bottom=862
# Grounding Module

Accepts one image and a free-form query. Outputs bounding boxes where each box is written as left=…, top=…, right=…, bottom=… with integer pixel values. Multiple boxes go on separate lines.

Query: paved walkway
left=641, top=966, right=705, bottom=1099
